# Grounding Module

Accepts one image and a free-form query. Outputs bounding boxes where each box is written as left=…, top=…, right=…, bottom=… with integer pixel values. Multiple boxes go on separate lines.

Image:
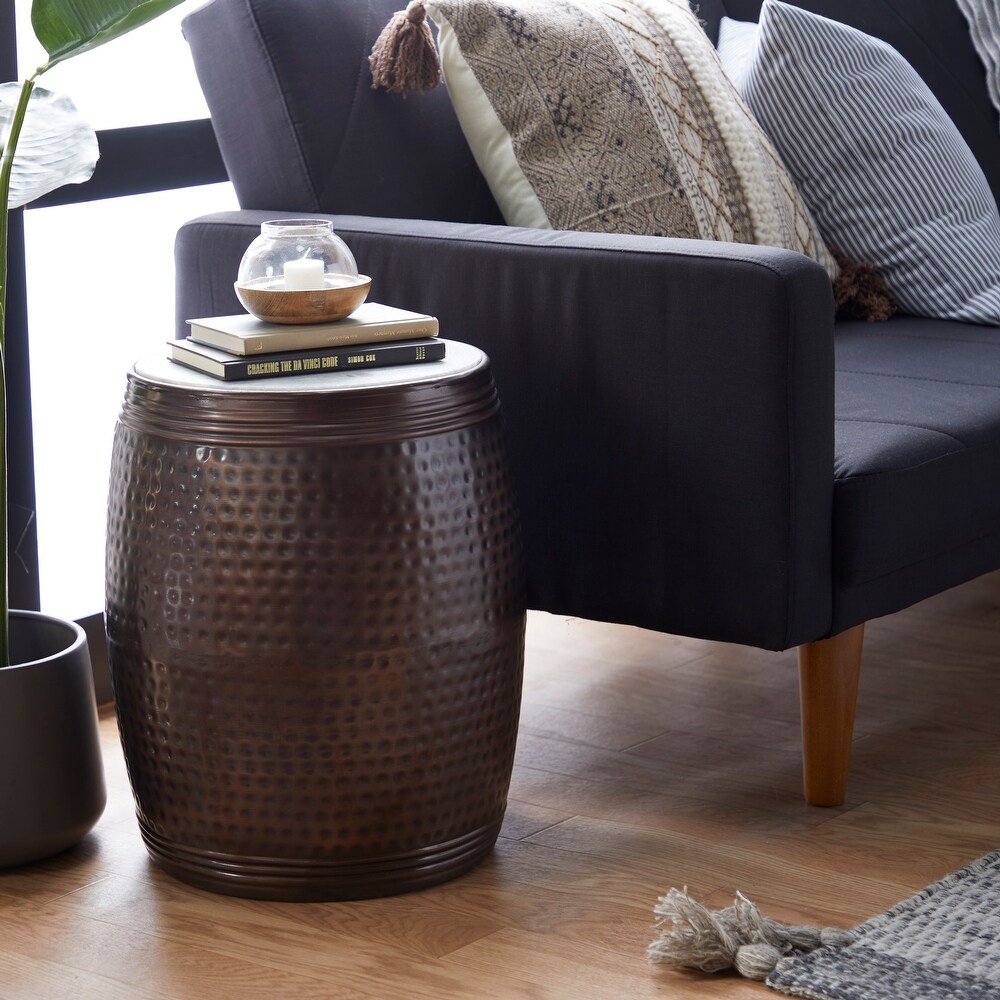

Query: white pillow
left=715, top=16, right=756, bottom=93
left=956, top=0, right=1000, bottom=124
left=739, top=0, right=1000, bottom=325
left=425, top=0, right=837, bottom=277
left=433, top=12, right=548, bottom=229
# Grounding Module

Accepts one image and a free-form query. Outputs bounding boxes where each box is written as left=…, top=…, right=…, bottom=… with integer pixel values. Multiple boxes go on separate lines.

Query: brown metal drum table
left=105, top=341, right=525, bottom=900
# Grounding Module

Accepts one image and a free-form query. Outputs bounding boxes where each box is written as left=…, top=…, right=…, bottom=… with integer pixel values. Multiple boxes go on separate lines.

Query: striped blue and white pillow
left=737, top=0, right=1000, bottom=326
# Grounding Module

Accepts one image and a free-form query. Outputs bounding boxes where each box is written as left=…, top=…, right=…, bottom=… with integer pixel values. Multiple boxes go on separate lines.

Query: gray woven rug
left=767, top=849, right=1000, bottom=1000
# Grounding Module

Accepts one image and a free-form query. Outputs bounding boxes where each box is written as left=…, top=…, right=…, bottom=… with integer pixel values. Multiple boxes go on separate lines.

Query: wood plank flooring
left=2, top=571, right=999, bottom=999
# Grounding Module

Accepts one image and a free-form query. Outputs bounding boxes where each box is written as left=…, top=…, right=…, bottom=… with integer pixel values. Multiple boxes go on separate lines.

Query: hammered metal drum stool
left=105, top=341, right=525, bottom=900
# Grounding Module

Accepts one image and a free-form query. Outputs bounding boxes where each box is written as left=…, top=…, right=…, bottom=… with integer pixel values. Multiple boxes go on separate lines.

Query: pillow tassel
left=832, top=249, right=898, bottom=322
left=369, top=0, right=442, bottom=94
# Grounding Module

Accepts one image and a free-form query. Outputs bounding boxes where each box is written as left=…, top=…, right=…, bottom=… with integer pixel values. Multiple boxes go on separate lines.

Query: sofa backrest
left=184, top=0, right=1000, bottom=220
left=182, top=0, right=504, bottom=223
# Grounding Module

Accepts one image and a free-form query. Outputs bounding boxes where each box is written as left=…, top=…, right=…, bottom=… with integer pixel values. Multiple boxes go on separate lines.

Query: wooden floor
left=3, top=572, right=999, bottom=999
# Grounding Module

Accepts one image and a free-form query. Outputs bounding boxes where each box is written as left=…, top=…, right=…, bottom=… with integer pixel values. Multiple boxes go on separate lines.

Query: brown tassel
left=832, top=249, right=897, bottom=322
left=369, top=0, right=442, bottom=94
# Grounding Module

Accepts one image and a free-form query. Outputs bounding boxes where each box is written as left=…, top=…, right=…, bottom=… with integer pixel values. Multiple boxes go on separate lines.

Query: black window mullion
left=2, top=1, right=41, bottom=612
left=31, top=119, right=227, bottom=209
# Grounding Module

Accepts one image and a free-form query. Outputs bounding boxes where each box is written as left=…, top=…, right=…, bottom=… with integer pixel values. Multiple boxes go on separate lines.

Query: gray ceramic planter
left=0, top=609, right=106, bottom=868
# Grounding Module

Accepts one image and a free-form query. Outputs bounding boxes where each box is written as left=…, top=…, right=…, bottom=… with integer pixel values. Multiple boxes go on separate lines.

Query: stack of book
left=169, top=302, right=444, bottom=381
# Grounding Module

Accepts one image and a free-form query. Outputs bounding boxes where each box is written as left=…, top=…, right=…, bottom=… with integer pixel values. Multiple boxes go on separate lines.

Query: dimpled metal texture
left=105, top=350, right=525, bottom=900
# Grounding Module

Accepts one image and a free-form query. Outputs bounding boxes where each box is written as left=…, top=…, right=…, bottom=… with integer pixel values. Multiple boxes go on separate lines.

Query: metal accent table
left=105, top=341, right=525, bottom=900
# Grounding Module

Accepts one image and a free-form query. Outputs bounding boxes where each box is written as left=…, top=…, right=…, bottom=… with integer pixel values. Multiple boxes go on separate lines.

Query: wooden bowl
left=235, top=274, right=371, bottom=324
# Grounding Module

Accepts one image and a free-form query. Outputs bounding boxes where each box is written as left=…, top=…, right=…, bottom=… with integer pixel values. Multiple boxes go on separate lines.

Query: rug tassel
left=648, top=888, right=854, bottom=981
left=369, top=0, right=442, bottom=93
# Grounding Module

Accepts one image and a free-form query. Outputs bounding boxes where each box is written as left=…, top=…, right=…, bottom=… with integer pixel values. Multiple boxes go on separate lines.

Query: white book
left=187, top=302, right=439, bottom=355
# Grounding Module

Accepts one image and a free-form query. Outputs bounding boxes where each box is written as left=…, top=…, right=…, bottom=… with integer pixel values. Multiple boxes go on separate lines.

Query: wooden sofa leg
left=797, top=624, right=865, bottom=807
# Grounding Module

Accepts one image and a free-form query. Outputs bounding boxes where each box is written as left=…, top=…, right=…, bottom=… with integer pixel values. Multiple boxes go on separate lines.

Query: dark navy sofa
left=174, top=0, right=1000, bottom=805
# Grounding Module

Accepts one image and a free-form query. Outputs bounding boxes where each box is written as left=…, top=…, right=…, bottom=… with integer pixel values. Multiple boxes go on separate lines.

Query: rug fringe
left=648, top=887, right=854, bottom=980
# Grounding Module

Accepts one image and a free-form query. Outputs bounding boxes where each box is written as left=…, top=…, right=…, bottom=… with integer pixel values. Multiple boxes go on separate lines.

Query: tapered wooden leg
left=797, top=624, right=864, bottom=807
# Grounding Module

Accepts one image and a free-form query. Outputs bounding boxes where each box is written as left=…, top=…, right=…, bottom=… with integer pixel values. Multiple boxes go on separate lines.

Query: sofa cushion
left=736, top=0, right=1000, bottom=325
left=833, top=317, right=1000, bottom=594
left=183, top=0, right=503, bottom=224
left=424, top=0, right=837, bottom=276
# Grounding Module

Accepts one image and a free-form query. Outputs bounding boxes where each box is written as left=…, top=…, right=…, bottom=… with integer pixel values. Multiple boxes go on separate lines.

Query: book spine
left=173, top=340, right=445, bottom=381
left=191, top=321, right=439, bottom=355
left=246, top=323, right=439, bottom=354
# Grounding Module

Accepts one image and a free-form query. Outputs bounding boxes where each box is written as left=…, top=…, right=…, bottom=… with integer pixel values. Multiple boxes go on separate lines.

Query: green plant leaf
left=0, top=84, right=99, bottom=209
left=31, top=0, right=188, bottom=71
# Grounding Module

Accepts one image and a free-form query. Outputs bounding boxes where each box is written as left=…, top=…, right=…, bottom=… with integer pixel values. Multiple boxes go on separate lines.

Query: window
left=14, top=1, right=209, bottom=127
left=27, top=183, right=237, bottom=619
left=5, top=0, right=233, bottom=619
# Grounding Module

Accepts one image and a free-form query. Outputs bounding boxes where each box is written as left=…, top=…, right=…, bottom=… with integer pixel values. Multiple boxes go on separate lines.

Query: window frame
left=1, top=0, right=227, bottom=612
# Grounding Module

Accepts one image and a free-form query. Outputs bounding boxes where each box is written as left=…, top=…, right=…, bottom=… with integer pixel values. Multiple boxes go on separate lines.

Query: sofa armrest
left=176, top=211, right=835, bottom=650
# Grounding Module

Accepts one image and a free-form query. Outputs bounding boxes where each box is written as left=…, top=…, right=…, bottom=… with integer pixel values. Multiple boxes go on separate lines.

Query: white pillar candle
left=283, top=258, right=325, bottom=290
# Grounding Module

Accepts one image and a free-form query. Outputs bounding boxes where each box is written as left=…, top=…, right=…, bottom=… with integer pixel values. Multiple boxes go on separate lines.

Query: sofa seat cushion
left=833, top=317, right=1000, bottom=589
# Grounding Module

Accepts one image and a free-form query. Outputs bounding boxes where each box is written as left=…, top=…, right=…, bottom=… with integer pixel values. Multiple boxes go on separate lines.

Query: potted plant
left=0, top=0, right=185, bottom=867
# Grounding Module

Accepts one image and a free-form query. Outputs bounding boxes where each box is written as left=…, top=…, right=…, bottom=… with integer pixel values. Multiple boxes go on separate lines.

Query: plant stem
left=0, top=340, right=6, bottom=666
left=0, top=76, right=37, bottom=347
left=0, top=75, right=37, bottom=667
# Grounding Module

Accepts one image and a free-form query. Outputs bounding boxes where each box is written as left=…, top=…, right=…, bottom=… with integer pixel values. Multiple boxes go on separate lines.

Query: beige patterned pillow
left=426, top=0, right=838, bottom=279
